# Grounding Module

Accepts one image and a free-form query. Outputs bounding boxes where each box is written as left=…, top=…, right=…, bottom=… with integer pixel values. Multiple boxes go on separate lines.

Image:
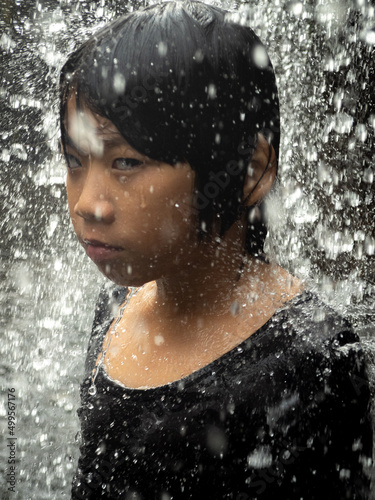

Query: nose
left=73, top=169, right=115, bottom=224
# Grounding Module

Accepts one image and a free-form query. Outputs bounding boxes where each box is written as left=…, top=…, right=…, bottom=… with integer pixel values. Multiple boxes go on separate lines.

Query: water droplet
left=360, top=29, right=375, bottom=45
left=288, top=1, right=303, bottom=17
left=113, top=72, right=126, bottom=94
left=158, top=41, right=168, bottom=56
left=96, top=442, right=106, bottom=455
left=88, top=385, right=97, bottom=396
left=207, top=84, right=217, bottom=99
left=365, top=236, right=375, bottom=256
left=154, top=335, right=165, bottom=346
left=247, top=446, right=273, bottom=468
left=253, top=45, right=269, bottom=68
left=230, top=300, right=240, bottom=317
left=194, top=49, right=204, bottom=62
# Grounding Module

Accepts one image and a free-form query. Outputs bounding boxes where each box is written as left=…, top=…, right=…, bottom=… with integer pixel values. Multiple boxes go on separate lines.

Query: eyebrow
left=63, top=133, right=86, bottom=155
left=63, top=131, right=127, bottom=155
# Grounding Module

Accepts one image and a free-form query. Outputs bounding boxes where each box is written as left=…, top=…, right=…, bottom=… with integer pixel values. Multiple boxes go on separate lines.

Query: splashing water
left=1, top=0, right=374, bottom=498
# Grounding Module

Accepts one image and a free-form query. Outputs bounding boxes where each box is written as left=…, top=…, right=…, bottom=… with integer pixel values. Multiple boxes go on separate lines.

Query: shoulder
left=264, top=290, right=360, bottom=358
left=238, top=291, right=372, bottom=498
left=260, top=291, right=372, bottom=453
left=267, top=291, right=367, bottom=396
left=235, top=290, right=371, bottom=421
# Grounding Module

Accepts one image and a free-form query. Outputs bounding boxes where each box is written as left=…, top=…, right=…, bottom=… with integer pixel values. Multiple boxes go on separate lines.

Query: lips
left=83, top=239, right=123, bottom=262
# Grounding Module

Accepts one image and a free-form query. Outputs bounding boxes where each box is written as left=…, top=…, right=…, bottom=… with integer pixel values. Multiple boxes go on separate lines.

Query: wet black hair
left=60, top=0, right=280, bottom=256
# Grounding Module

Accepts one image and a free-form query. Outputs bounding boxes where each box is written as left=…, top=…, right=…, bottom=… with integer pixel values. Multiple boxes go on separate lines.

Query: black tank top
left=72, top=287, right=372, bottom=499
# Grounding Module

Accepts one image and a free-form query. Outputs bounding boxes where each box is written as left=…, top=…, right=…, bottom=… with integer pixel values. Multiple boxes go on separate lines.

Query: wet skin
left=64, top=95, right=302, bottom=388
left=65, top=97, right=197, bottom=287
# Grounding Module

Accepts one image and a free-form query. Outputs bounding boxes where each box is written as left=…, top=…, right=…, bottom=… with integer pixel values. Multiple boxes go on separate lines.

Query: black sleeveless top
left=72, top=287, right=372, bottom=499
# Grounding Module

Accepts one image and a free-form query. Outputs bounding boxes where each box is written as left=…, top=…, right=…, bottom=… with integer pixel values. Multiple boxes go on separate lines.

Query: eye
left=113, top=158, right=144, bottom=171
left=65, top=154, right=81, bottom=170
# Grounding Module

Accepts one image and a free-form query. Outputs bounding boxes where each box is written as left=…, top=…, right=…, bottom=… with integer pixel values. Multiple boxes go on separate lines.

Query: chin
left=97, top=264, right=152, bottom=288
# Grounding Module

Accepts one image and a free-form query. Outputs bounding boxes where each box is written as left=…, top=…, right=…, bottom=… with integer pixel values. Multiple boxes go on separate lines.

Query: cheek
left=154, top=202, right=196, bottom=253
left=159, top=214, right=184, bottom=245
left=66, top=180, right=80, bottom=227
left=160, top=191, right=196, bottom=247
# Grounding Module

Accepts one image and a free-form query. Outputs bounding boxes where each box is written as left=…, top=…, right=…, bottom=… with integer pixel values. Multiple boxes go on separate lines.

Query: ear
left=243, top=134, right=277, bottom=207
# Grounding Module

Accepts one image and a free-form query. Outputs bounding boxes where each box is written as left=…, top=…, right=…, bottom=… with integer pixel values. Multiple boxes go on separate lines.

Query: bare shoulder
left=230, top=260, right=303, bottom=341
left=263, top=262, right=303, bottom=304
left=239, top=259, right=303, bottom=312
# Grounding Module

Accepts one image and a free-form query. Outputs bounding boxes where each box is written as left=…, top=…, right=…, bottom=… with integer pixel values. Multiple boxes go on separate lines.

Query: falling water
left=1, top=0, right=374, bottom=498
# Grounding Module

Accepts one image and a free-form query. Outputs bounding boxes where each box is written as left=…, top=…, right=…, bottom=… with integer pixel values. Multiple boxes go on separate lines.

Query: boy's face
left=64, top=95, right=196, bottom=286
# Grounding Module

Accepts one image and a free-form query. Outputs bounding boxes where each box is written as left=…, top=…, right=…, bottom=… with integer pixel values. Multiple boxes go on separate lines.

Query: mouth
left=82, top=239, right=123, bottom=262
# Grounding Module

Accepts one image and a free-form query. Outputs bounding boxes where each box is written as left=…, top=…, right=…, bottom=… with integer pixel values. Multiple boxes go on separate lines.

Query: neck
left=152, top=222, right=255, bottom=319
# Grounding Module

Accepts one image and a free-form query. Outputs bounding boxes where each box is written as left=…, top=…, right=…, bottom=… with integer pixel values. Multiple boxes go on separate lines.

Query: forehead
left=65, top=94, right=126, bottom=156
